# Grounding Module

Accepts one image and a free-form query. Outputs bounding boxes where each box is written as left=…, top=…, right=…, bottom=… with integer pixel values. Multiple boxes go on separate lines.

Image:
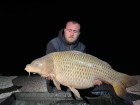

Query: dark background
left=0, top=2, right=139, bottom=76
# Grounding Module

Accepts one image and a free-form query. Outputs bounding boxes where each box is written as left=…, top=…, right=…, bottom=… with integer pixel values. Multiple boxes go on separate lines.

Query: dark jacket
left=46, top=29, right=86, bottom=54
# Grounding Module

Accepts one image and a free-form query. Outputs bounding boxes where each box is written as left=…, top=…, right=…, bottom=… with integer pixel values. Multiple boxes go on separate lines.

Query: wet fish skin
left=25, top=51, right=138, bottom=99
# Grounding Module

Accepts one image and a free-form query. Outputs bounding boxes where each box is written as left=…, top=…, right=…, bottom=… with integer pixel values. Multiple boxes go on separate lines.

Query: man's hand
left=94, top=80, right=102, bottom=86
left=46, top=76, right=52, bottom=80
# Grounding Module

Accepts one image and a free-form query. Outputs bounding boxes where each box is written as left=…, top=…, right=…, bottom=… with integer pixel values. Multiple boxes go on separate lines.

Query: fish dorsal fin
left=68, top=86, right=81, bottom=98
left=68, top=50, right=83, bottom=54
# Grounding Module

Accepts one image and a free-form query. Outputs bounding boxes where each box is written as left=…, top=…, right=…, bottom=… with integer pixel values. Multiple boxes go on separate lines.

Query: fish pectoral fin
left=68, top=86, right=81, bottom=98
left=52, top=76, right=61, bottom=90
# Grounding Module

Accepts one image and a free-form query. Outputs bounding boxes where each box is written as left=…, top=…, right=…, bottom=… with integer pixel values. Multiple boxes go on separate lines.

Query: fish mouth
left=25, top=64, right=37, bottom=76
left=25, top=64, right=30, bottom=72
left=25, top=65, right=31, bottom=76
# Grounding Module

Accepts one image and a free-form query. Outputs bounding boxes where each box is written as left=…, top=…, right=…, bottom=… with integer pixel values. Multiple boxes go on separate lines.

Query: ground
left=0, top=75, right=140, bottom=105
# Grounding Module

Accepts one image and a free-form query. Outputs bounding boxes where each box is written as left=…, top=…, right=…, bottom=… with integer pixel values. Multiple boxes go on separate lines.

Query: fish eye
left=34, top=61, right=42, bottom=67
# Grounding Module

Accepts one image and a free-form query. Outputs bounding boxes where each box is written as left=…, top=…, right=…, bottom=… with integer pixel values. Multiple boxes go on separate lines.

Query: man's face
left=64, top=22, right=80, bottom=44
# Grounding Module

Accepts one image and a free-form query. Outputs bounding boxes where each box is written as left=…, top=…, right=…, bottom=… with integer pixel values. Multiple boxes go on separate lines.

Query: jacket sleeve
left=46, top=41, right=57, bottom=54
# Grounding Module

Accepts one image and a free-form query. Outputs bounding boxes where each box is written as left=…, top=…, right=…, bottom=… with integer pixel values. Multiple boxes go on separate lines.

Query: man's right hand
left=94, top=79, right=102, bottom=86
left=46, top=76, right=52, bottom=80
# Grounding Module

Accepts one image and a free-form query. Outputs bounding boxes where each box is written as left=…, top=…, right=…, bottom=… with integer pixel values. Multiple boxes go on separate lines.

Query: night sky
left=1, top=3, right=139, bottom=76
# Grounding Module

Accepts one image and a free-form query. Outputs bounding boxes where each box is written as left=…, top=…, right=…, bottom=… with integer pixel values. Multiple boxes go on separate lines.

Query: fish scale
left=25, top=50, right=138, bottom=99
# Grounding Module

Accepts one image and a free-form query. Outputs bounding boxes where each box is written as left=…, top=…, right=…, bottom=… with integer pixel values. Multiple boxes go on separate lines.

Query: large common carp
left=25, top=51, right=138, bottom=99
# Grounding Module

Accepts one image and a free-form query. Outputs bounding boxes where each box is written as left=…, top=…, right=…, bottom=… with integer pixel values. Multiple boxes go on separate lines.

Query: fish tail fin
left=113, top=73, right=138, bottom=99
left=121, top=74, right=138, bottom=88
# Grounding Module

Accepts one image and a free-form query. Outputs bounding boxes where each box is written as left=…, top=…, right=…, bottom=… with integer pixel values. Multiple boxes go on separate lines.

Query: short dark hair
left=66, top=20, right=81, bottom=29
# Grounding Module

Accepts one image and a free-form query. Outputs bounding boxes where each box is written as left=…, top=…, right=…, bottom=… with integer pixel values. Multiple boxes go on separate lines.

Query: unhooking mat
left=0, top=92, right=133, bottom=105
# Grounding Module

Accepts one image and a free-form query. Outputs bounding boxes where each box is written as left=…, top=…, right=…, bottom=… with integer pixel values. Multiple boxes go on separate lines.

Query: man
left=46, top=20, right=102, bottom=93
